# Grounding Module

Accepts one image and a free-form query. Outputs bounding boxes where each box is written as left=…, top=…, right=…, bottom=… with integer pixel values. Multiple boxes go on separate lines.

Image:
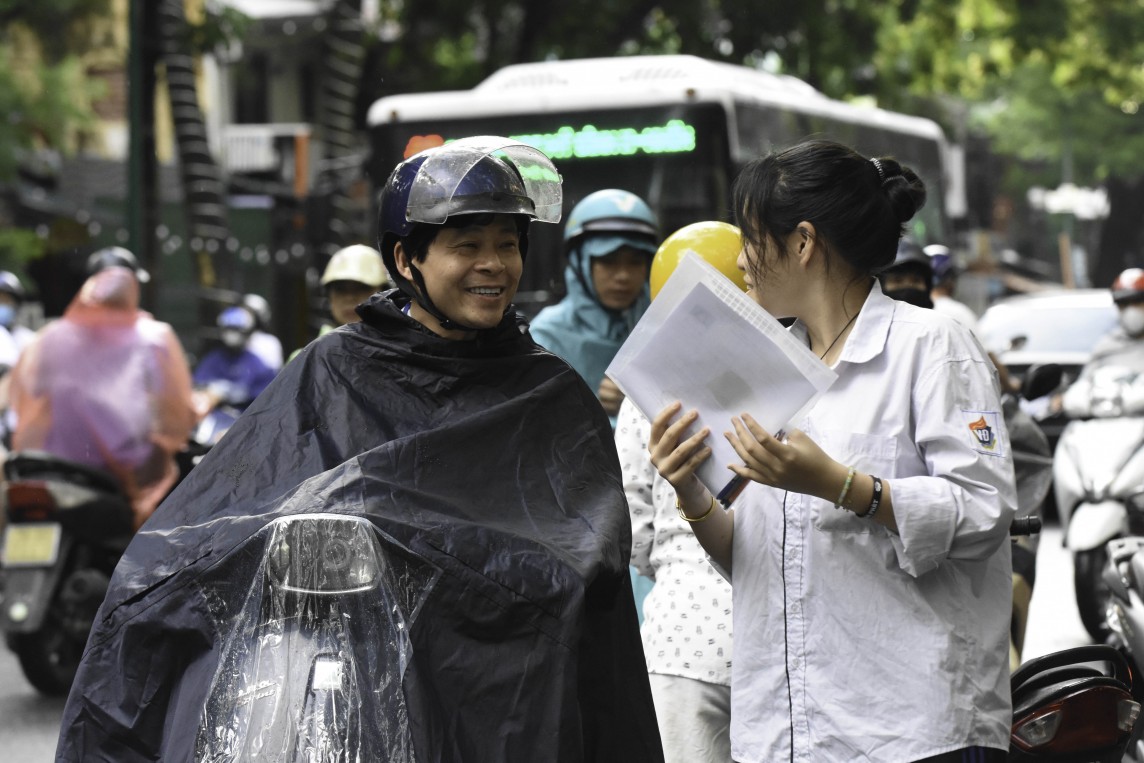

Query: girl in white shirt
left=648, top=139, right=1016, bottom=763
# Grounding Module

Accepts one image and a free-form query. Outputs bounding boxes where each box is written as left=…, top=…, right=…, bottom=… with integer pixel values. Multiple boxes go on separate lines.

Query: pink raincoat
left=10, top=267, right=195, bottom=527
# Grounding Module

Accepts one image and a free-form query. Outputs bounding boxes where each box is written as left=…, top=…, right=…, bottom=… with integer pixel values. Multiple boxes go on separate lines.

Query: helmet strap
left=406, top=262, right=483, bottom=333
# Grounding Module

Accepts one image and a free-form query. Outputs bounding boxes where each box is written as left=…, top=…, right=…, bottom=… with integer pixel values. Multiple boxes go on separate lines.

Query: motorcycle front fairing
left=1054, top=416, right=1144, bottom=529
left=196, top=513, right=430, bottom=763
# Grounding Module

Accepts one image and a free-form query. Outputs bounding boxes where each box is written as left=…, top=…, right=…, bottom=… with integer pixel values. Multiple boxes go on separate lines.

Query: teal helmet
left=563, top=189, right=658, bottom=255
left=563, top=189, right=658, bottom=305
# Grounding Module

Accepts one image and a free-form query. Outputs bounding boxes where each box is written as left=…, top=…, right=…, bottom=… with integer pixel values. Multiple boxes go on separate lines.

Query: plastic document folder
left=607, top=252, right=837, bottom=503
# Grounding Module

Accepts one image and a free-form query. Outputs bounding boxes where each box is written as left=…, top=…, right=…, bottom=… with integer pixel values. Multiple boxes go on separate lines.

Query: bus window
left=733, top=103, right=948, bottom=245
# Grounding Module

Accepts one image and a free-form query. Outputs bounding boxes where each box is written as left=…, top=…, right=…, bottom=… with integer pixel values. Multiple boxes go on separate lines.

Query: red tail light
left=1012, top=686, right=1140, bottom=753
left=6, top=481, right=57, bottom=522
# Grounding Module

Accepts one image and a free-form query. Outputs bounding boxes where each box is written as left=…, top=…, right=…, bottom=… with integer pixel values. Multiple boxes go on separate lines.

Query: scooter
left=1005, top=509, right=1142, bottom=760
left=1054, top=365, right=1144, bottom=641
left=0, top=451, right=135, bottom=695
left=174, top=395, right=241, bottom=486
left=1009, top=643, right=1141, bottom=761
left=1097, top=535, right=1144, bottom=761
left=194, top=513, right=421, bottom=761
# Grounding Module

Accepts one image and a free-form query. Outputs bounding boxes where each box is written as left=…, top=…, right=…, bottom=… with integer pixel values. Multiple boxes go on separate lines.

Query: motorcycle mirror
left=1021, top=363, right=1064, bottom=401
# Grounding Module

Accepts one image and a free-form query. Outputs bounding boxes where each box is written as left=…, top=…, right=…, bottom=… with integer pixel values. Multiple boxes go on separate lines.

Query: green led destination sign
left=416, top=119, right=698, bottom=162
left=510, top=120, right=697, bottom=159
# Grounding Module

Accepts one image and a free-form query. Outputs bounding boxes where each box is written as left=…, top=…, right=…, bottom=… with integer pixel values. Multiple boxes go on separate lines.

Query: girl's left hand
left=725, top=413, right=842, bottom=501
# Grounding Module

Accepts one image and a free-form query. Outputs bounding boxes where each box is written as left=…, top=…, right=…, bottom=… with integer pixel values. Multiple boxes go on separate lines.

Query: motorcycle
left=174, top=392, right=242, bottom=486
left=1005, top=506, right=1142, bottom=760
left=1102, top=535, right=1144, bottom=761
left=194, top=512, right=423, bottom=761
left=1009, top=643, right=1141, bottom=761
left=1054, top=365, right=1144, bottom=641
left=0, top=450, right=135, bottom=695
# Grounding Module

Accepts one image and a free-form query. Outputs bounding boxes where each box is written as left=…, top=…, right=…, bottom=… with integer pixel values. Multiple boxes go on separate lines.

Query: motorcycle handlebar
left=1010, top=516, right=1042, bottom=537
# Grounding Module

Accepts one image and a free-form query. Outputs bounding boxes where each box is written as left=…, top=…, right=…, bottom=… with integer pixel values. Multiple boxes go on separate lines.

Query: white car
left=979, top=288, right=1119, bottom=387
left=978, top=287, right=1119, bottom=464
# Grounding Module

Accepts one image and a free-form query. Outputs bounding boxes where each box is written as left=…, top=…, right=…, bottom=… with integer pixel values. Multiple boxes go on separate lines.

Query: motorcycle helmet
left=320, top=245, right=390, bottom=290
left=649, top=221, right=747, bottom=300
left=378, top=136, right=563, bottom=329
left=242, top=293, right=272, bottom=330
left=878, top=237, right=934, bottom=309
left=86, top=246, right=150, bottom=284
left=1112, top=268, right=1144, bottom=305
left=925, top=244, right=956, bottom=288
left=0, top=271, right=26, bottom=303
left=563, top=189, right=659, bottom=253
left=562, top=189, right=658, bottom=308
left=217, top=305, right=256, bottom=350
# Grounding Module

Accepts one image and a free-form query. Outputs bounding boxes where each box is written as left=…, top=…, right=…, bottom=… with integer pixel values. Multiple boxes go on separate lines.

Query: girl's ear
left=794, top=221, right=818, bottom=269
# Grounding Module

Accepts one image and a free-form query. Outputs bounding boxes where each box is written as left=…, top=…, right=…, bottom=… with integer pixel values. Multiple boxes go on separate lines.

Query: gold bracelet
left=676, top=494, right=717, bottom=523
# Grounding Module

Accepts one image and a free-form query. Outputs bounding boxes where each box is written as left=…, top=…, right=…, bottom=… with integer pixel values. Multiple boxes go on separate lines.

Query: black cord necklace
left=817, top=311, right=858, bottom=360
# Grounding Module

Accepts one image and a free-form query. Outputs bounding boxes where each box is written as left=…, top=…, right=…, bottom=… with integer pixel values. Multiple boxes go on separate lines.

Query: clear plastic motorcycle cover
left=195, top=514, right=426, bottom=762
left=55, top=293, right=663, bottom=763
left=405, top=136, right=563, bottom=225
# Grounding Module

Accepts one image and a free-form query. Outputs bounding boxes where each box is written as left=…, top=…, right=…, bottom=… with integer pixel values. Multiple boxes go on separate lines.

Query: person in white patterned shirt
left=615, top=222, right=742, bottom=763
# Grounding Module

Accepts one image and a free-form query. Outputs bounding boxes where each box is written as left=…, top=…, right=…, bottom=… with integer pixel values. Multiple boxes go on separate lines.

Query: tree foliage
left=871, top=0, right=1144, bottom=183
left=0, top=0, right=110, bottom=180
left=359, top=1, right=888, bottom=112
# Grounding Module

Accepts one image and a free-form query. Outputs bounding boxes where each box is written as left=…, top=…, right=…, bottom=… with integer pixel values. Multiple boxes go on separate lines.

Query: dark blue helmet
left=377, top=137, right=562, bottom=328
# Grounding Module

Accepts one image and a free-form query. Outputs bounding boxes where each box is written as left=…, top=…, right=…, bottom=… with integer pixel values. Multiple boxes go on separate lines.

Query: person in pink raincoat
left=9, top=262, right=196, bottom=528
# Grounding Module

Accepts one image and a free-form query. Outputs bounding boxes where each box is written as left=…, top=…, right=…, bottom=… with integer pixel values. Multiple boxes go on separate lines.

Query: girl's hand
left=725, top=413, right=843, bottom=501
left=648, top=401, right=711, bottom=506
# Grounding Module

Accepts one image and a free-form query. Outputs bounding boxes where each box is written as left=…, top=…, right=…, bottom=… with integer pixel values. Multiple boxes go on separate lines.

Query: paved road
left=0, top=648, right=66, bottom=761
left=1021, top=519, right=1094, bottom=661
left=0, top=519, right=1095, bottom=759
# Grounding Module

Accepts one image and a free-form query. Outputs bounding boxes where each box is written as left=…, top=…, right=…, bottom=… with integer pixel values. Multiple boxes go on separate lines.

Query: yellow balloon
left=649, top=221, right=746, bottom=300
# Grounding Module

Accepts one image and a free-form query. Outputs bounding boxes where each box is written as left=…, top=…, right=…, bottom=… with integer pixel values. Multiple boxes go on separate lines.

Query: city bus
left=366, top=54, right=954, bottom=314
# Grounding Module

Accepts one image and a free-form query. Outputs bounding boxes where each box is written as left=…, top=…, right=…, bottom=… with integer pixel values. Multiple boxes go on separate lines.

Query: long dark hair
left=732, top=139, right=927, bottom=284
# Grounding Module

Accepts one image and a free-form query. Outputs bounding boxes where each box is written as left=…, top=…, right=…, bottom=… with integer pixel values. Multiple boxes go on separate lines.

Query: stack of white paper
left=606, top=252, right=838, bottom=502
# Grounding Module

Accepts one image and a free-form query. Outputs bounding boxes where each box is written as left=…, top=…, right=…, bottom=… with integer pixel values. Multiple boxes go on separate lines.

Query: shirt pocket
left=810, top=429, right=899, bottom=533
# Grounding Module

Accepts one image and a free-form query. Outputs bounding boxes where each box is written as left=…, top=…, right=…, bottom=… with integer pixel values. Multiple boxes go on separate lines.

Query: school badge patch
left=962, top=410, right=1004, bottom=457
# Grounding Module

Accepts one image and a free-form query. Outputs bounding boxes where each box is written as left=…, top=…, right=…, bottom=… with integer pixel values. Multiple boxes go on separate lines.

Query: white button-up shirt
left=730, top=282, right=1016, bottom=762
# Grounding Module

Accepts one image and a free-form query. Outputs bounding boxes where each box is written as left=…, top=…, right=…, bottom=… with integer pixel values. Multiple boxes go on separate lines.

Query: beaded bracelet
left=858, top=475, right=883, bottom=519
left=676, top=494, right=717, bottom=523
left=834, top=465, right=856, bottom=509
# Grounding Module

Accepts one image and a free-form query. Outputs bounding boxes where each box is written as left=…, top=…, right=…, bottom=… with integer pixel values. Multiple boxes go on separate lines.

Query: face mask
left=0, top=304, right=16, bottom=329
left=884, top=287, right=934, bottom=310
left=221, top=329, right=247, bottom=349
left=1121, top=305, right=1144, bottom=337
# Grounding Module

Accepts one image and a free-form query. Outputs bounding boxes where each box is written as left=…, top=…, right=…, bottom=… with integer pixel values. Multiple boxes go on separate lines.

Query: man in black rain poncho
left=55, top=137, right=664, bottom=763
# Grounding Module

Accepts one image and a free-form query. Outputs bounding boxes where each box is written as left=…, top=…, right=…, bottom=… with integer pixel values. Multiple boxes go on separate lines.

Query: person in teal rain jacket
left=529, top=188, right=660, bottom=620
left=530, top=189, right=660, bottom=422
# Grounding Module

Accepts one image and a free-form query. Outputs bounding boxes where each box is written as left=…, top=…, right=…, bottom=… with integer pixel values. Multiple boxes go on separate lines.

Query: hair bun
left=876, top=159, right=927, bottom=223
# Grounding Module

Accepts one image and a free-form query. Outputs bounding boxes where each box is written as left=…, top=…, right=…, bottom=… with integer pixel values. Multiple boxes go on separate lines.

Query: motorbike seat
left=4, top=450, right=125, bottom=494
left=1013, top=672, right=1128, bottom=719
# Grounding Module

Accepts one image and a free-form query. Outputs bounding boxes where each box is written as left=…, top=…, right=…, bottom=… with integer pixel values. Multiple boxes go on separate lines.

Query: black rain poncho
left=55, top=291, right=663, bottom=763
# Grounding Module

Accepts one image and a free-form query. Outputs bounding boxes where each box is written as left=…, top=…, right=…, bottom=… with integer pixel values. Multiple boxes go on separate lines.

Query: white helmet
left=320, top=245, right=390, bottom=289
